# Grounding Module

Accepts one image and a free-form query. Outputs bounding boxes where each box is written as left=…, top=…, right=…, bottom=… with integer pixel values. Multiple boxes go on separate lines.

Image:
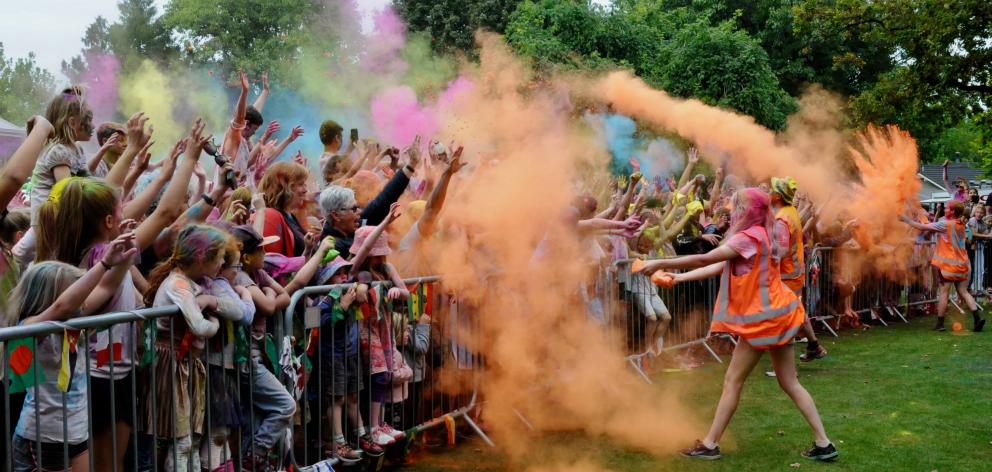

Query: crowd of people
left=0, top=72, right=985, bottom=471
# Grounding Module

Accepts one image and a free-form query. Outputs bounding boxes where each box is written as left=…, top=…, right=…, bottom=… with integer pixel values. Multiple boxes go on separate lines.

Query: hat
left=350, top=225, right=391, bottom=257
left=770, top=177, right=797, bottom=205
left=317, top=256, right=353, bottom=285
left=231, top=225, right=280, bottom=253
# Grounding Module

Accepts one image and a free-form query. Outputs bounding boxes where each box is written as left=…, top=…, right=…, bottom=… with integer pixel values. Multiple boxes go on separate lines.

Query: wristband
left=404, top=165, right=415, bottom=175
left=100, top=260, right=112, bottom=270
left=201, top=193, right=216, bottom=206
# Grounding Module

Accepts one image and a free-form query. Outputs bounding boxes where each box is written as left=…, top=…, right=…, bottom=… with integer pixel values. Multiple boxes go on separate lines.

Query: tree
left=0, top=43, right=57, bottom=125
left=63, top=0, right=175, bottom=81
left=396, top=0, right=524, bottom=53
left=795, top=0, right=992, bottom=161
left=507, top=0, right=795, bottom=129
left=165, top=0, right=315, bottom=77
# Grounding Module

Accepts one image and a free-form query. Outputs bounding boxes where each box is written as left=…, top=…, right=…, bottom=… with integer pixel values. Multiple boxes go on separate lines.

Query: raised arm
left=120, top=140, right=154, bottom=199
left=612, top=173, right=641, bottom=220
left=87, top=133, right=120, bottom=173
left=0, top=116, right=53, bottom=208
left=677, top=147, right=700, bottom=189
left=265, top=125, right=303, bottom=164
left=419, top=146, right=465, bottom=236
left=134, top=120, right=210, bottom=251
left=222, top=71, right=250, bottom=160
left=106, top=112, right=152, bottom=188
left=24, top=232, right=138, bottom=325
left=251, top=72, right=270, bottom=113
left=350, top=203, right=401, bottom=278
left=942, top=160, right=951, bottom=195
left=706, top=163, right=725, bottom=215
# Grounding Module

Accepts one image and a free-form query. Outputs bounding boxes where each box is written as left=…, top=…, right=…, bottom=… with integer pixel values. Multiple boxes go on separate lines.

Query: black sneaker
left=802, top=442, right=839, bottom=461
left=974, top=318, right=986, bottom=333
left=934, top=319, right=946, bottom=331
left=680, top=440, right=721, bottom=460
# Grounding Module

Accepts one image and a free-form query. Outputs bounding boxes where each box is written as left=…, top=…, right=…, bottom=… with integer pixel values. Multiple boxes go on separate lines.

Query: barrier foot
left=951, top=300, right=965, bottom=315
left=886, top=305, right=908, bottom=323
left=513, top=408, right=535, bottom=431
left=462, top=412, right=496, bottom=448
left=726, top=334, right=739, bottom=347
left=819, top=315, right=839, bottom=337
left=870, top=308, right=889, bottom=327
left=627, top=356, right=653, bottom=384
left=702, top=339, right=723, bottom=364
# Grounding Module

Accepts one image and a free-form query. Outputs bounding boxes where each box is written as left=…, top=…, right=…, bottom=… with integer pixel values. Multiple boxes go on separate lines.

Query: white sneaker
left=381, top=423, right=406, bottom=440
left=371, top=427, right=397, bottom=446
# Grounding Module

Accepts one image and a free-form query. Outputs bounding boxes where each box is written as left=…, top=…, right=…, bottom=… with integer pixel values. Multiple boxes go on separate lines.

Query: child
left=8, top=232, right=136, bottom=472
left=14, top=86, right=95, bottom=269
left=902, top=200, right=986, bottom=332
left=202, top=233, right=256, bottom=471
left=228, top=225, right=296, bottom=471
left=629, top=230, right=672, bottom=354
left=315, top=256, right=377, bottom=462
left=349, top=204, right=409, bottom=447
left=143, top=224, right=228, bottom=472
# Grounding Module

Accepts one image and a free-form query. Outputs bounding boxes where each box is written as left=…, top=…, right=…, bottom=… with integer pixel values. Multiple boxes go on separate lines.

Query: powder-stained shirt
left=28, top=143, right=89, bottom=226
left=153, top=272, right=219, bottom=349
left=15, top=332, right=89, bottom=444
left=83, top=242, right=142, bottom=380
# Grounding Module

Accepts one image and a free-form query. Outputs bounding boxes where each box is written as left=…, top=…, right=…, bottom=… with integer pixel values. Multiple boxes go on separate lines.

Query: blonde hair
left=45, top=86, right=91, bottom=148
left=6, top=261, right=84, bottom=327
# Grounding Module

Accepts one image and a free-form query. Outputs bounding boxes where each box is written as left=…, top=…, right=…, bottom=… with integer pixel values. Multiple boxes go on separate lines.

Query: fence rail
left=0, top=240, right=981, bottom=471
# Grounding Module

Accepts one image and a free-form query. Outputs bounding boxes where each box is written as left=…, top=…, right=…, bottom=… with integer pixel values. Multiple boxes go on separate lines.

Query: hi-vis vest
left=711, top=226, right=806, bottom=350
left=775, top=205, right=805, bottom=294
left=932, top=218, right=970, bottom=281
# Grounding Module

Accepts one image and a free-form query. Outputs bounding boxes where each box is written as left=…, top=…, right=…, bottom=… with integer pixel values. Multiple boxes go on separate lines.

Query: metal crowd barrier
left=605, top=260, right=725, bottom=383
left=280, top=276, right=492, bottom=470
left=0, top=306, right=276, bottom=472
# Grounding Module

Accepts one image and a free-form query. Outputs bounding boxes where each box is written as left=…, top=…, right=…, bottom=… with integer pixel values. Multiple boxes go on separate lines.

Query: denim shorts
left=12, top=434, right=87, bottom=472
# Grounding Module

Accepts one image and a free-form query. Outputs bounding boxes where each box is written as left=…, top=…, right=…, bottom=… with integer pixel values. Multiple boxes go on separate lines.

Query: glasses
left=336, top=205, right=360, bottom=213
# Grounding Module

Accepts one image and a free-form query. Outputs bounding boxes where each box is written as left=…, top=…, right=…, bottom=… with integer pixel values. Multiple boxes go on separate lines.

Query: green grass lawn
left=402, top=312, right=992, bottom=471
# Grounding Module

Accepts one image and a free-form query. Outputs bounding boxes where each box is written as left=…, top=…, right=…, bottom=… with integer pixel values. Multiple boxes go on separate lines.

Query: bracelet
left=99, top=260, right=112, bottom=270
left=404, top=165, right=415, bottom=174
left=201, top=193, right=216, bottom=206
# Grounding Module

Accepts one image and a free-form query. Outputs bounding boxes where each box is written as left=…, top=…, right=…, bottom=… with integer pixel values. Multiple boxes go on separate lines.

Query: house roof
left=919, top=162, right=988, bottom=190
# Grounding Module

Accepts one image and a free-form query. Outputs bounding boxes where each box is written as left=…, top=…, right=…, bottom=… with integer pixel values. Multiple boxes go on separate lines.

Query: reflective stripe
left=748, top=324, right=802, bottom=347
left=714, top=298, right=799, bottom=324
left=714, top=229, right=799, bottom=323
left=933, top=255, right=968, bottom=268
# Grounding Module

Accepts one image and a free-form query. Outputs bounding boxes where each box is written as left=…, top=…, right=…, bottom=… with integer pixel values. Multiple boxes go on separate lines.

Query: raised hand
left=403, top=135, right=422, bottom=168
left=288, top=125, right=304, bottom=141
left=239, top=70, right=249, bottom=92
left=447, top=145, right=467, bottom=174
left=687, top=147, right=699, bottom=164
left=102, top=231, right=139, bottom=267
left=261, top=71, right=269, bottom=91
left=292, top=150, right=306, bottom=166
left=386, top=202, right=402, bottom=224
left=262, top=121, right=280, bottom=141
left=186, top=119, right=211, bottom=158
left=100, top=133, right=121, bottom=152
left=225, top=201, right=248, bottom=225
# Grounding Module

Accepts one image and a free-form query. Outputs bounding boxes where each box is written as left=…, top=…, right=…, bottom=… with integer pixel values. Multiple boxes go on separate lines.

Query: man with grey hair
left=319, top=144, right=420, bottom=256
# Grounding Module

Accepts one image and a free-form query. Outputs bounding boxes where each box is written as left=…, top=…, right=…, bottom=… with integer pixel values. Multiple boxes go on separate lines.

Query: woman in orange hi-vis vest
left=770, top=177, right=826, bottom=362
left=640, top=188, right=836, bottom=462
left=901, top=200, right=986, bottom=332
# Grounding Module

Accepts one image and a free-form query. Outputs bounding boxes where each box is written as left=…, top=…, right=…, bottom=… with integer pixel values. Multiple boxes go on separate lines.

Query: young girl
left=202, top=233, right=256, bottom=471
left=34, top=120, right=207, bottom=471
left=228, top=225, right=295, bottom=471
left=639, top=188, right=836, bottom=461
left=14, top=86, right=94, bottom=268
left=144, top=224, right=228, bottom=472
left=349, top=204, right=410, bottom=448
left=7, top=232, right=136, bottom=472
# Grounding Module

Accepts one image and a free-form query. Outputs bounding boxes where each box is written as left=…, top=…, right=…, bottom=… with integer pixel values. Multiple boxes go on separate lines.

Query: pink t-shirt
left=724, top=225, right=789, bottom=276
